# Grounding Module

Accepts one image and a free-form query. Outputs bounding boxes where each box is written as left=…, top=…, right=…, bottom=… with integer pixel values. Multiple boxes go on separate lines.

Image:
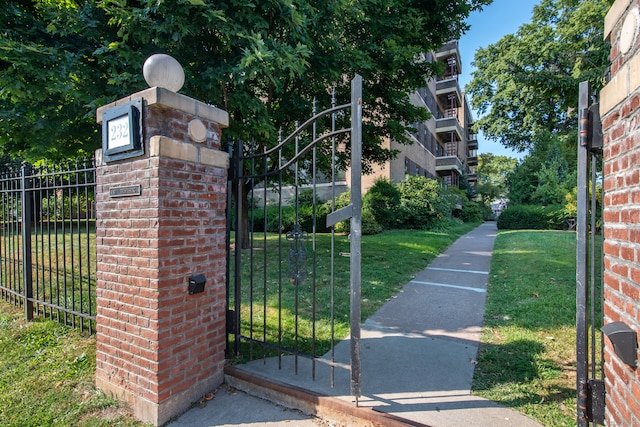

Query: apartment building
left=253, top=40, right=477, bottom=206
left=360, top=40, right=478, bottom=193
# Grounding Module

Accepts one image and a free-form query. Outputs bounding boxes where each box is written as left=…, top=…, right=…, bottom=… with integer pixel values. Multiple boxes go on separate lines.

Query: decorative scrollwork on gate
left=286, top=223, right=308, bottom=285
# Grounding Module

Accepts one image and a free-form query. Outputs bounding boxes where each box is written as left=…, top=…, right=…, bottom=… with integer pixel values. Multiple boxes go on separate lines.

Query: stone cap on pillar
left=96, top=86, right=229, bottom=128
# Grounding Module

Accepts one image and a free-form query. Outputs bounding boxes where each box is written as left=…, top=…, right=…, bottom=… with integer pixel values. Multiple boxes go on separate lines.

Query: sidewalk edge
left=224, top=365, right=432, bottom=427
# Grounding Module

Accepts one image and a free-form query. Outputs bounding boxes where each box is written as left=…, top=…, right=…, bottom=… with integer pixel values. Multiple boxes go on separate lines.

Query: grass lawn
left=0, top=303, right=146, bottom=427
left=472, top=230, right=592, bottom=426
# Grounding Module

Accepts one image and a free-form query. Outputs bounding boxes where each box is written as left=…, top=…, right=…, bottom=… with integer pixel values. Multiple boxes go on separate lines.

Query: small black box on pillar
left=188, top=274, right=206, bottom=295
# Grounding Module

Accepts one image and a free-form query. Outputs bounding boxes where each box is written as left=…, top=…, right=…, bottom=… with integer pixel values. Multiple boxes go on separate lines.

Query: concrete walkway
left=169, top=223, right=543, bottom=427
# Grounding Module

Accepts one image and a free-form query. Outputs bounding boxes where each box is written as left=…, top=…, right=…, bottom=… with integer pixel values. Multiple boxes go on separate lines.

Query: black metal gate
left=576, top=80, right=605, bottom=426
left=226, top=75, right=363, bottom=398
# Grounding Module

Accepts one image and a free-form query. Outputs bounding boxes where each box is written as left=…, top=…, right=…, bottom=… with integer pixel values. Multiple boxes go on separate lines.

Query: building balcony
left=467, top=134, right=478, bottom=150
left=435, top=78, right=462, bottom=106
left=467, top=148, right=478, bottom=167
left=436, top=155, right=463, bottom=175
left=435, top=116, right=463, bottom=141
left=434, top=40, right=462, bottom=74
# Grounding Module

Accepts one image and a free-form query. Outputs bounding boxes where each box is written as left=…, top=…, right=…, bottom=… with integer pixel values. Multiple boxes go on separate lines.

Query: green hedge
left=497, top=204, right=569, bottom=230
left=247, top=176, right=483, bottom=236
left=251, top=204, right=331, bottom=234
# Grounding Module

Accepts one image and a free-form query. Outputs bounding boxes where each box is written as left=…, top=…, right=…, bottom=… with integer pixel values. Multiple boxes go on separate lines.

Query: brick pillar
left=95, top=87, right=229, bottom=426
left=600, top=1, right=640, bottom=426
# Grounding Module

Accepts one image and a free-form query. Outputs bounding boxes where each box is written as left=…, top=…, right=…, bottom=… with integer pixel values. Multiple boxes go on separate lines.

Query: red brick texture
left=601, top=2, right=640, bottom=425
left=95, top=99, right=227, bottom=425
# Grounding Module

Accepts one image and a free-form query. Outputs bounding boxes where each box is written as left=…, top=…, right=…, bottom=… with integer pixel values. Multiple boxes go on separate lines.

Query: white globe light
left=143, top=54, right=185, bottom=92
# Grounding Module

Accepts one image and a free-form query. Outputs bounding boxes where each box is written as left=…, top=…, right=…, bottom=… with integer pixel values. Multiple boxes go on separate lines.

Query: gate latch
left=326, top=204, right=353, bottom=228
left=226, top=310, right=238, bottom=334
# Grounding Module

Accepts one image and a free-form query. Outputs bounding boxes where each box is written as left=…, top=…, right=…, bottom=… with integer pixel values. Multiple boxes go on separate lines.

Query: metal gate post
left=20, top=165, right=33, bottom=321
left=350, top=75, right=363, bottom=399
left=576, top=80, right=590, bottom=427
left=233, top=137, right=244, bottom=357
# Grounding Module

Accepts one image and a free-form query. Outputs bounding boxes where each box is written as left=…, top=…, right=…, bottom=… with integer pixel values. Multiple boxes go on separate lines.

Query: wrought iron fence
left=0, top=159, right=96, bottom=333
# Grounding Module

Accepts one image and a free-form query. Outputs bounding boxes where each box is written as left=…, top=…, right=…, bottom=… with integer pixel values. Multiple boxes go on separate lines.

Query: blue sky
left=458, top=0, right=541, bottom=160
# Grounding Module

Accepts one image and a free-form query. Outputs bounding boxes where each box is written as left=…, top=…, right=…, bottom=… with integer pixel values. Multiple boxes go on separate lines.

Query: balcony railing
left=435, top=117, right=463, bottom=141
left=435, top=79, right=462, bottom=105
left=435, top=40, right=459, bottom=59
left=467, top=149, right=478, bottom=166
left=434, top=40, right=462, bottom=74
left=436, top=155, right=463, bottom=174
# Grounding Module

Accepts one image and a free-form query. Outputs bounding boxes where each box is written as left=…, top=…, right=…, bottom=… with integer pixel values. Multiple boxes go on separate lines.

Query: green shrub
left=296, top=188, right=322, bottom=206
left=497, top=205, right=543, bottom=230
left=298, top=203, right=330, bottom=233
left=252, top=203, right=330, bottom=233
left=545, top=205, right=571, bottom=230
left=497, top=204, right=568, bottom=230
left=363, top=178, right=400, bottom=229
left=481, top=202, right=495, bottom=221
left=395, top=199, right=430, bottom=229
left=40, top=194, right=94, bottom=219
left=251, top=205, right=294, bottom=232
left=459, top=199, right=483, bottom=223
left=396, top=176, right=449, bottom=229
left=445, top=186, right=482, bottom=224
left=361, top=209, right=383, bottom=235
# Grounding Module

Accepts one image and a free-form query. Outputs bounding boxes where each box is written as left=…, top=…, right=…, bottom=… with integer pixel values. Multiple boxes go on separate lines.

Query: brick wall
left=600, top=1, right=640, bottom=425
left=95, top=87, right=229, bottom=425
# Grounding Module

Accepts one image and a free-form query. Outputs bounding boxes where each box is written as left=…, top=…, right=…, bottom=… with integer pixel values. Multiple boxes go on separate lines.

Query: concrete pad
left=167, top=385, right=321, bottom=427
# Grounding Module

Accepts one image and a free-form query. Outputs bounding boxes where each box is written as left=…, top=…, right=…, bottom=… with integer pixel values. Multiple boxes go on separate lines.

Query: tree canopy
left=475, top=153, right=516, bottom=204
left=466, top=0, right=612, bottom=209
left=466, top=0, right=611, bottom=153
left=1, top=0, right=490, bottom=163
left=477, top=153, right=517, bottom=187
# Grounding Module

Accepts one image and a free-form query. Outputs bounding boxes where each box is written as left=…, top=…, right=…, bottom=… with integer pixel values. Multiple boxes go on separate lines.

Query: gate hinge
left=228, top=160, right=237, bottom=181
left=581, top=379, right=605, bottom=425
left=588, top=103, right=603, bottom=153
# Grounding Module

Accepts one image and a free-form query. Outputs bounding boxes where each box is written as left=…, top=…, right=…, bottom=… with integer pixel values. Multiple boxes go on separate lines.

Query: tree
left=477, top=153, right=517, bottom=188
left=1, top=0, right=491, bottom=166
left=2, top=0, right=491, bottom=246
left=475, top=153, right=516, bottom=207
left=467, top=0, right=611, bottom=153
left=0, top=1, right=112, bottom=160
left=506, top=130, right=576, bottom=205
left=531, top=143, right=574, bottom=205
